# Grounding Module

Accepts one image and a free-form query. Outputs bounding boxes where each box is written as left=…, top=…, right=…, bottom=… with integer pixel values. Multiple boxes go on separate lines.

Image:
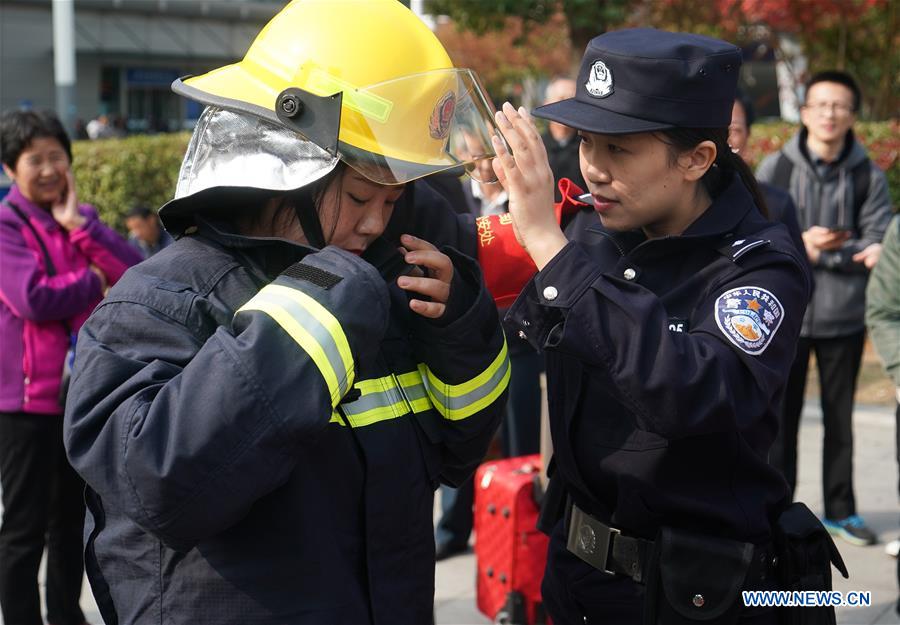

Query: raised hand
left=491, top=101, right=567, bottom=270
left=51, top=169, right=86, bottom=232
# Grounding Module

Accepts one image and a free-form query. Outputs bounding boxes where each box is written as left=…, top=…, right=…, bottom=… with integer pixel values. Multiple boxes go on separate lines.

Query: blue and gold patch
left=714, top=286, right=784, bottom=355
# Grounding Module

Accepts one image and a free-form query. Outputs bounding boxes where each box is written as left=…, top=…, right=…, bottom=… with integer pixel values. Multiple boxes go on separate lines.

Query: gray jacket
left=757, top=129, right=893, bottom=337
left=866, top=215, right=900, bottom=388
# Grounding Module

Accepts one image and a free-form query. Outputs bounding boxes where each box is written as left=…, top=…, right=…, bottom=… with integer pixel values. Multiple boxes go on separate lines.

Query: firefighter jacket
left=507, top=175, right=812, bottom=546
left=63, top=185, right=509, bottom=625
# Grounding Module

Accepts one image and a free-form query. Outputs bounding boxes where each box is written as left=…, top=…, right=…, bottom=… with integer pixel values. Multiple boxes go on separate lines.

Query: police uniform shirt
left=507, top=175, right=811, bottom=543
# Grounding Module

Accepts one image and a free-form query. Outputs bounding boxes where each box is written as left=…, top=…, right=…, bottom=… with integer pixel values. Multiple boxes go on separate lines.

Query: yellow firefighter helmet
left=173, top=0, right=499, bottom=185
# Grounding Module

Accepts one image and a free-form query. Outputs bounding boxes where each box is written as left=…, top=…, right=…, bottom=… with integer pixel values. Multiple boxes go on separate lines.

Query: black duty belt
left=565, top=502, right=777, bottom=587
left=566, top=502, right=653, bottom=583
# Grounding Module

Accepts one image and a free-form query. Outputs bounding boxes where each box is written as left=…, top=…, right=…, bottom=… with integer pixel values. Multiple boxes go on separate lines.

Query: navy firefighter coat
left=507, top=175, right=811, bottom=547
left=63, top=182, right=509, bottom=625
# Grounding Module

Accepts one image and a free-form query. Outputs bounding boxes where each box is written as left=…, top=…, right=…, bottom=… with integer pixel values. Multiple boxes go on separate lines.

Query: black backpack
left=770, top=153, right=871, bottom=230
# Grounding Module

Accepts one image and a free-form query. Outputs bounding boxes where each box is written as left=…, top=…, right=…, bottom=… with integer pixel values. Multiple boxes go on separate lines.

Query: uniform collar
left=680, top=173, right=755, bottom=238
left=4, top=185, right=61, bottom=231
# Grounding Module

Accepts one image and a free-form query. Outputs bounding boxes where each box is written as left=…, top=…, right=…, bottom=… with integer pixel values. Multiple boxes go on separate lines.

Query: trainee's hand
left=491, top=102, right=567, bottom=270
left=396, top=234, right=453, bottom=319
left=51, top=169, right=86, bottom=232
left=852, top=243, right=882, bottom=269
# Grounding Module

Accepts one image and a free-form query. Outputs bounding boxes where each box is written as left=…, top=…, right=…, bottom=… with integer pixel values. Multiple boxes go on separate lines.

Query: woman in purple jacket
left=0, top=109, right=141, bottom=625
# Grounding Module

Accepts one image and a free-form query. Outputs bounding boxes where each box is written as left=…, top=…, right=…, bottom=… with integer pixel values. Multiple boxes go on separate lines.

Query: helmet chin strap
left=294, top=195, right=327, bottom=249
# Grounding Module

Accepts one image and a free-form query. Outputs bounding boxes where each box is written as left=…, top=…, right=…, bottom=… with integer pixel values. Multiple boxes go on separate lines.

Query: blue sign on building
left=126, top=69, right=181, bottom=87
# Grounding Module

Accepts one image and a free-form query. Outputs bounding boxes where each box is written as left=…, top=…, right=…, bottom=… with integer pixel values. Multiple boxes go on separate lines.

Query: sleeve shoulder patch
left=714, top=285, right=785, bottom=355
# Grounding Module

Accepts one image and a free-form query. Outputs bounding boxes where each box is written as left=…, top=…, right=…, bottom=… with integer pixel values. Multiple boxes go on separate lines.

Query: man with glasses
left=758, top=70, right=893, bottom=546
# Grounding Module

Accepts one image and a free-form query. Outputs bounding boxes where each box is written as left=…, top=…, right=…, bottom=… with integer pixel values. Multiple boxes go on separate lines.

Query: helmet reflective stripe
left=306, top=69, right=394, bottom=124
left=237, top=283, right=354, bottom=407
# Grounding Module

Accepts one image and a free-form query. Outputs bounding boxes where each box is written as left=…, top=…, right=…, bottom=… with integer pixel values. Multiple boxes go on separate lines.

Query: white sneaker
left=885, top=538, right=900, bottom=558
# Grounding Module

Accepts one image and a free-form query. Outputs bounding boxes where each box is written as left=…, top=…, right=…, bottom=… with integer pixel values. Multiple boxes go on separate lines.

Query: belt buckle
left=566, top=504, right=620, bottom=575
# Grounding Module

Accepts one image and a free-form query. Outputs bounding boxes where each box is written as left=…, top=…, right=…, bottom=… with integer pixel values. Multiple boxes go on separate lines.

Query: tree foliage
left=713, top=0, right=898, bottom=118
left=427, top=0, right=898, bottom=119
left=433, top=13, right=573, bottom=100
left=426, top=0, right=630, bottom=58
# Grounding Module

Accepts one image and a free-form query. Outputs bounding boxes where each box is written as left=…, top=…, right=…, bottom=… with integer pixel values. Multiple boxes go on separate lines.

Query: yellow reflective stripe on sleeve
left=325, top=341, right=511, bottom=428
left=236, top=284, right=354, bottom=406
left=396, top=371, right=433, bottom=413
left=421, top=338, right=510, bottom=421
left=328, top=370, right=434, bottom=428
left=264, top=284, right=354, bottom=383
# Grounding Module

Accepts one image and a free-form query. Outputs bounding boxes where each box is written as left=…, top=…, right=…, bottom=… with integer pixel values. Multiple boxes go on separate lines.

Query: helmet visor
left=330, top=68, right=504, bottom=185
left=175, top=106, right=339, bottom=200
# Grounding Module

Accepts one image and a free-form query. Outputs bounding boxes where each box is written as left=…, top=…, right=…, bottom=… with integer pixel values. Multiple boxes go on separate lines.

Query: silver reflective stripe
left=401, top=379, right=428, bottom=404
left=332, top=370, right=433, bottom=428
left=342, top=384, right=407, bottom=418
left=423, top=352, right=511, bottom=417
left=342, top=372, right=431, bottom=416
left=249, top=290, right=351, bottom=399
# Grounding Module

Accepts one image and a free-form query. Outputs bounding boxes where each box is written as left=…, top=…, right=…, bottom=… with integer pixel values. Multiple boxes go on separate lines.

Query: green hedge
left=71, top=132, right=190, bottom=232
left=71, top=120, right=899, bottom=234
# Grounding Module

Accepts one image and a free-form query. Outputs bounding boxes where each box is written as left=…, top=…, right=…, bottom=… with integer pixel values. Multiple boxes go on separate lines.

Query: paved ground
left=433, top=403, right=900, bottom=625
left=1, top=402, right=897, bottom=624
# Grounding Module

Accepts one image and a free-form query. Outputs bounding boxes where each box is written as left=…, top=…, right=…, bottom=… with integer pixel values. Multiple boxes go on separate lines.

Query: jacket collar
left=797, top=126, right=857, bottom=168
left=3, top=185, right=60, bottom=232
left=681, top=174, right=755, bottom=238
left=192, top=217, right=315, bottom=279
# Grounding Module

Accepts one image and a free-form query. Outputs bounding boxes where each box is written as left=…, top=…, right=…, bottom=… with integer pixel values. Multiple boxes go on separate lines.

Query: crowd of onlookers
left=0, top=65, right=897, bottom=624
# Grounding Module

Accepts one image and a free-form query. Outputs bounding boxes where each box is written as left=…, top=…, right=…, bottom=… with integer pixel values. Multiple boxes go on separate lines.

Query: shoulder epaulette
left=716, top=237, right=771, bottom=263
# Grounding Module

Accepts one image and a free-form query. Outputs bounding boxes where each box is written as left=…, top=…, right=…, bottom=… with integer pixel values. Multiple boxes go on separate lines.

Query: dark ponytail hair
left=656, top=127, right=769, bottom=219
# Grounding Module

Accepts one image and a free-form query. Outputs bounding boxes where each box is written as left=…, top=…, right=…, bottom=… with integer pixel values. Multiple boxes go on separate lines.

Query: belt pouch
left=773, top=502, right=847, bottom=625
left=643, top=527, right=753, bottom=625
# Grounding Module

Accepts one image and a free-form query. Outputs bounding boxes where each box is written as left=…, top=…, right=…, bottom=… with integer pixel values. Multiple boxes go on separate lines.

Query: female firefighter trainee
left=62, top=1, right=510, bottom=623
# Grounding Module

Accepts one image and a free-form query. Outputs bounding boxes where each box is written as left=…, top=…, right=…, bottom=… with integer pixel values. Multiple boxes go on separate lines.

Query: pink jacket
left=0, top=185, right=142, bottom=415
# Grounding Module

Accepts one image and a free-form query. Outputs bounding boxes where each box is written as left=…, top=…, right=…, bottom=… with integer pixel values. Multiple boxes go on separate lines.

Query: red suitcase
left=474, top=455, right=550, bottom=625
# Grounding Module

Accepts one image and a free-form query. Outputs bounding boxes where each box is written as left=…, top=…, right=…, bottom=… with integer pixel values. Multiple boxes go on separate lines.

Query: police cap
left=533, top=28, right=742, bottom=135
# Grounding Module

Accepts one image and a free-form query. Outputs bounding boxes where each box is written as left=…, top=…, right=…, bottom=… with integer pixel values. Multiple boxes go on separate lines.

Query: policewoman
left=492, top=30, right=814, bottom=623
left=63, top=1, right=510, bottom=623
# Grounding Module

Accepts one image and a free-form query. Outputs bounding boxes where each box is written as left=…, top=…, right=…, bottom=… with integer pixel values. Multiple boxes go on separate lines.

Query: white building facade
left=0, top=0, right=285, bottom=131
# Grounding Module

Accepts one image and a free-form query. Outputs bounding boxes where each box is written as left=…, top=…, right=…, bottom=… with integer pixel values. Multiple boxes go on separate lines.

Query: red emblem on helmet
left=429, top=92, right=456, bottom=140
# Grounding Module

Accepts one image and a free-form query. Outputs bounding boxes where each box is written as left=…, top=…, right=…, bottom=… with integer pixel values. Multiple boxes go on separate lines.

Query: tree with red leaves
left=427, top=0, right=897, bottom=119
